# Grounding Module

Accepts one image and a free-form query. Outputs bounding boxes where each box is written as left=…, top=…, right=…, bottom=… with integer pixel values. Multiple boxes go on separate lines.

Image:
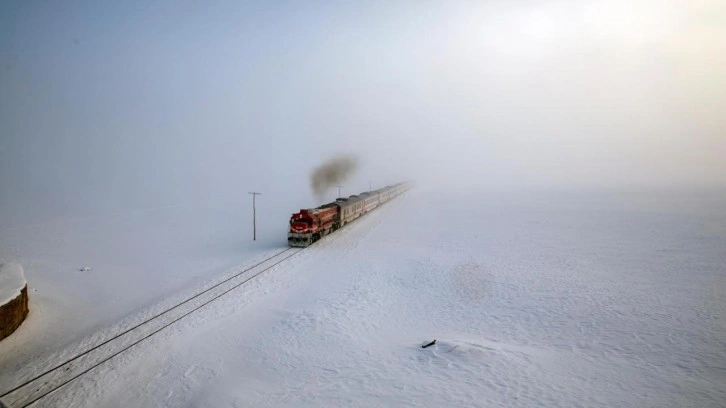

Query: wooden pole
left=248, top=192, right=261, bottom=240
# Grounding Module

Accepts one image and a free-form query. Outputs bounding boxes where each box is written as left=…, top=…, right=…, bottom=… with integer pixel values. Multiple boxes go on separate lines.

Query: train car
left=360, top=191, right=380, bottom=214
left=288, top=204, right=338, bottom=247
left=392, top=182, right=410, bottom=197
left=336, top=195, right=364, bottom=225
left=378, top=186, right=392, bottom=204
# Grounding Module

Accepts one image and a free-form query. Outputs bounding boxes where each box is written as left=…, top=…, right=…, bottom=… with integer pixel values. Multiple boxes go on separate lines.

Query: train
left=288, top=182, right=411, bottom=247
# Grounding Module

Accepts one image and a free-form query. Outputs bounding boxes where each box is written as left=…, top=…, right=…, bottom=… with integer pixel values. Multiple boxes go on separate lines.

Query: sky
left=1, top=0, right=725, bottom=224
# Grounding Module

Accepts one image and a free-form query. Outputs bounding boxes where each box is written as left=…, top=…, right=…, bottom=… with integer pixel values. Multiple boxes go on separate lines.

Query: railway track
left=0, top=247, right=304, bottom=408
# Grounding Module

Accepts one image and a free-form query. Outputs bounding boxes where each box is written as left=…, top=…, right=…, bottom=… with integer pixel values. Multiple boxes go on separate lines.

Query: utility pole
left=337, top=185, right=343, bottom=198
left=248, top=192, right=261, bottom=240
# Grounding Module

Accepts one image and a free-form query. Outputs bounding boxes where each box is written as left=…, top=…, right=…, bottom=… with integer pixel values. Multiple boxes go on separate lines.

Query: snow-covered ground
left=1, top=188, right=725, bottom=407
left=0, top=198, right=293, bottom=373
left=0, top=263, right=25, bottom=306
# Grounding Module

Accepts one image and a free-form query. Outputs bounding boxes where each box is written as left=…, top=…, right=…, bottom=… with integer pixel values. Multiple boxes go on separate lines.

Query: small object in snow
left=422, top=339, right=436, bottom=348
left=79, top=266, right=92, bottom=272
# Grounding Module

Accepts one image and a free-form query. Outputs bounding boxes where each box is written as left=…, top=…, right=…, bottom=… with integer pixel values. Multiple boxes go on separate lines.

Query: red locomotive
left=288, top=205, right=338, bottom=245
left=288, top=182, right=409, bottom=247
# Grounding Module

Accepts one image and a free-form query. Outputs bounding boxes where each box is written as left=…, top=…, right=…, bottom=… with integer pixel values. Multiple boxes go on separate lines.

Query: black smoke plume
left=310, top=155, right=359, bottom=201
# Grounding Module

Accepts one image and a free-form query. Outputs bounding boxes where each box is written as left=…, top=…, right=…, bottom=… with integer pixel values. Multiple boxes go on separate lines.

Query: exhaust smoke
left=310, top=154, right=359, bottom=201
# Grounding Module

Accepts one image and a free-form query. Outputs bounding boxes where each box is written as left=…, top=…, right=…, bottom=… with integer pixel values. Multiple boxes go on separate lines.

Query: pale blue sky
left=2, top=0, right=725, bottom=224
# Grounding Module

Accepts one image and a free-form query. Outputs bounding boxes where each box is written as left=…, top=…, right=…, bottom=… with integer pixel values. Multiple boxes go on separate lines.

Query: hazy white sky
left=1, top=0, right=724, bottom=222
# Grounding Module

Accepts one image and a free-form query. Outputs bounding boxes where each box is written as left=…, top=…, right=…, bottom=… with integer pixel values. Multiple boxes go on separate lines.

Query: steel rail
left=1, top=247, right=302, bottom=406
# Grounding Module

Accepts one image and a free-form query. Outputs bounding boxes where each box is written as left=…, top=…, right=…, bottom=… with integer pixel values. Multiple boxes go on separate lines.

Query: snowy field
left=0, top=197, right=294, bottom=369
left=1, top=188, right=725, bottom=407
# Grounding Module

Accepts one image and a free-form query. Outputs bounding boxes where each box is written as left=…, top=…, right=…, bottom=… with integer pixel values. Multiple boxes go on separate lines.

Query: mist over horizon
left=2, top=0, right=725, bottom=225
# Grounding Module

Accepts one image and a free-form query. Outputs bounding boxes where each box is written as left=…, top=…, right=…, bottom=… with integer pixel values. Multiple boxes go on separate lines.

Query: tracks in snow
left=0, top=247, right=303, bottom=408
